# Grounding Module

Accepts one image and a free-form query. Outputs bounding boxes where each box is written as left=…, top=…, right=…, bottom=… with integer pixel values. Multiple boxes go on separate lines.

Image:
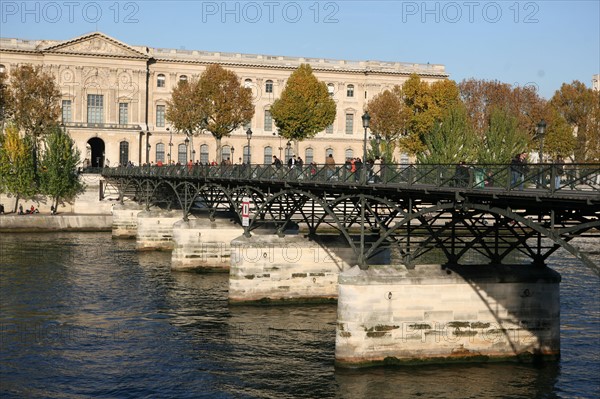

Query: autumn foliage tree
left=166, top=78, right=205, bottom=139
left=550, top=81, right=599, bottom=162
left=270, top=64, right=336, bottom=143
left=0, top=125, right=37, bottom=212
left=366, top=87, right=405, bottom=163
left=5, top=65, right=62, bottom=181
left=398, top=75, right=461, bottom=155
left=198, top=64, right=254, bottom=162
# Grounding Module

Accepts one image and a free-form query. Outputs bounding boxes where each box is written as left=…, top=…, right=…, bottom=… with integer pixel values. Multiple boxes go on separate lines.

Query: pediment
left=43, top=32, right=147, bottom=59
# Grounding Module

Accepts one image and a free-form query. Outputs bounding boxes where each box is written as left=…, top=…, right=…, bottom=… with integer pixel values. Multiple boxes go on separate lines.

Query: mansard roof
left=0, top=32, right=447, bottom=77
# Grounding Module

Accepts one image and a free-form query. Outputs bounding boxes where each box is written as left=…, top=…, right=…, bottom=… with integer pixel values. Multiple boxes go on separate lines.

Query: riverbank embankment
left=0, top=214, right=112, bottom=232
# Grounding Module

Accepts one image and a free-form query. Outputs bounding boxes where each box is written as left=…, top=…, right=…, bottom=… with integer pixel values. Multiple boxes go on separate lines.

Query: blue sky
left=1, top=0, right=598, bottom=99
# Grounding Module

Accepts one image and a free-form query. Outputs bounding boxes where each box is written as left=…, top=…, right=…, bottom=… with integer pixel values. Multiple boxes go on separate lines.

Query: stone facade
left=0, top=32, right=448, bottom=168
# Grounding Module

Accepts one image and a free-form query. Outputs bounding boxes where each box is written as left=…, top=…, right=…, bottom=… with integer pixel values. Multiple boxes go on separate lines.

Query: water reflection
left=1, top=232, right=598, bottom=398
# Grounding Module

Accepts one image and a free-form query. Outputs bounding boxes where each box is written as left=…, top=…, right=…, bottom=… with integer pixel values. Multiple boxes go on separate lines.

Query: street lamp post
left=167, top=128, right=172, bottom=164
left=184, top=136, right=189, bottom=163
left=145, top=131, right=152, bottom=164
left=273, top=131, right=283, bottom=159
left=286, top=141, right=292, bottom=163
left=246, top=128, right=253, bottom=165
left=231, top=146, right=235, bottom=163
left=537, top=119, right=546, bottom=187
left=361, top=111, right=371, bottom=185
left=192, top=149, right=196, bottom=163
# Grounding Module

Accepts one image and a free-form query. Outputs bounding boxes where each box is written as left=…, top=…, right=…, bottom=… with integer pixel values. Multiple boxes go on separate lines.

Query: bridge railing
left=102, top=163, right=600, bottom=194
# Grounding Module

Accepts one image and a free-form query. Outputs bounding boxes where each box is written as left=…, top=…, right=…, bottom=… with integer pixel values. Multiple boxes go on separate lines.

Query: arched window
left=0, top=64, right=6, bottom=74
left=155, top=143, right=165, bottom=163
left=244, top=78, right=252, bottom=89
left=179, top=75, right=188, bottom=82
left=305, top=148, right=314, bottom=164
left=119, top=141, right=129, bottom=166
left=157, top=74, right=165, bottom=88
left=345, top=149, right=354, bottom=160
left=265, top=80, right=273, bottom=93
left=327, top=83, right=335, bottom=96
left=200, top=144, right=209, bottom=164
left=285, top=143, right=293, bottom=163
left=264, top=146, right=273, bottom=164
left=347, top=84, right=354, bottom=97
left=326, top=148, right=334, bottom=159
left=222, top=145, right=231, bottom=162
left=178, top=143, right=187, bottom=164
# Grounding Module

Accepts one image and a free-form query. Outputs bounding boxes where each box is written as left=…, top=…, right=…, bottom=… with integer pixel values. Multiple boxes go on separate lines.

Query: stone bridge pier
left=228, top=233, right=390, bottom=305
left=335, top=264, right=561, bottom=367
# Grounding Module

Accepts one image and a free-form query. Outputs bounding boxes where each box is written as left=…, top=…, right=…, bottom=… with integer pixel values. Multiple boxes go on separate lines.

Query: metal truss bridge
left=102, top=163, right=600, bottom=275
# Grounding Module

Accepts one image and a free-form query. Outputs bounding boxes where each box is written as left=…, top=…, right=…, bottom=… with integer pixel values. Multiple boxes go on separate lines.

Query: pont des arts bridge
left=101, top=162, right=600, bottom=367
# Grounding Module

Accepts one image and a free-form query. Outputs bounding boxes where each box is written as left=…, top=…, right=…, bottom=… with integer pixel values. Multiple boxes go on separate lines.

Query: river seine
left=1, top=232, right=598, bottom=398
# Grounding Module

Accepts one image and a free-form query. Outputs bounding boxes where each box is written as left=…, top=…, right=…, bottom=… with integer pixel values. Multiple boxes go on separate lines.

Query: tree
left=416, top=104, right=477, bottom=164
left=459, top=79, right=546, bottom=139
left=398, top=75, right=461, bottom=155
left=270, top=64, right=336, bottom=144
left=197, top=64, right=254, bottom=162
left=0, top=125, right=37, bottom=212
left=40, top=125, right=84, bottom=209
left=541, top=108, right=576, bottom=160
left=5, top=65, right=61, bottom=180
left=0, top=70, right=8, bottom=129
left=550, top=81, right=597, bottom=162
left=166, top=78, right=206, bottom=143
left=366, top=87, right=406, bottom=164
left=476, top=108, right=529, bottom=164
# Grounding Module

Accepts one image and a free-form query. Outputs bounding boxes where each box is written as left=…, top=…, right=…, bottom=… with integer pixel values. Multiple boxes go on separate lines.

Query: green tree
left=270, top=64, right=336, bottom=145
left=0, top=70, right=8, bottom=129
left=5, top=65, right=61, bottom=180
left=197, top=64, right=254, bottom=162
left=542, top=108, right=577, bottom=160
left=550, top=81, right=598, bottom=162
left=0, top=125, right=37, bottom=212
left=40, top=125, right=84, bottom=210
left=416, top=104, right=477, bottom=164
left=476, top=108, right=528, bottom=164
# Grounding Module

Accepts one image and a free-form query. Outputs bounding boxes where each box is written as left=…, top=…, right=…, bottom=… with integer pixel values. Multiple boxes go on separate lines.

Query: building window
left=157, top=74, right=165, bottom=88
left=264, top=110, right=272, bottom=132
left=345, top=149, right=354, bottom=160
left=285, top=144, right=293, bottom=163
left=200, top=144, right=209, bottom=164
left=347, top=84, right=354, bottom=97
left=264, top=146, right=273, bottom=164
left=326, top=148, right=333, bottom=158
left=179, top=75, right=188, bottom=82
left=305, top=148, right=314, bottom=164
left=119, top=141, right=129, bottom=166
left=326, top=124, right=333, bottom=134
left=62, top=100, right=72, bottom=123
left=243, top=120, right=251, bottom=130
left=156, top=105, right=166, bottom=127
left=178, top=143, right=187, bottom=164
left=243, top=145, right=250, bottom=164
left=87, top=94, right=104, bottom=124
left=265, top=80, right=273, bottom=93
left=0, top=64, right=5, bottom=74
left=222, top=146, right=231, bottom=162
left=345, top=113, right=354, bottom=135
left=327, top=83, right=335, bottom=96
left=155, top=143, right=165, bottom=163
left=244, top=79, right=252, bottom=88
left=118, top=103, right=128, bottom=125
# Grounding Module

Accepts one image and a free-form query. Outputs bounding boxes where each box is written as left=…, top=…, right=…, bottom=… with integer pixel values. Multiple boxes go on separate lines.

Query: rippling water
left=1, top=233, right=598, bottom=398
